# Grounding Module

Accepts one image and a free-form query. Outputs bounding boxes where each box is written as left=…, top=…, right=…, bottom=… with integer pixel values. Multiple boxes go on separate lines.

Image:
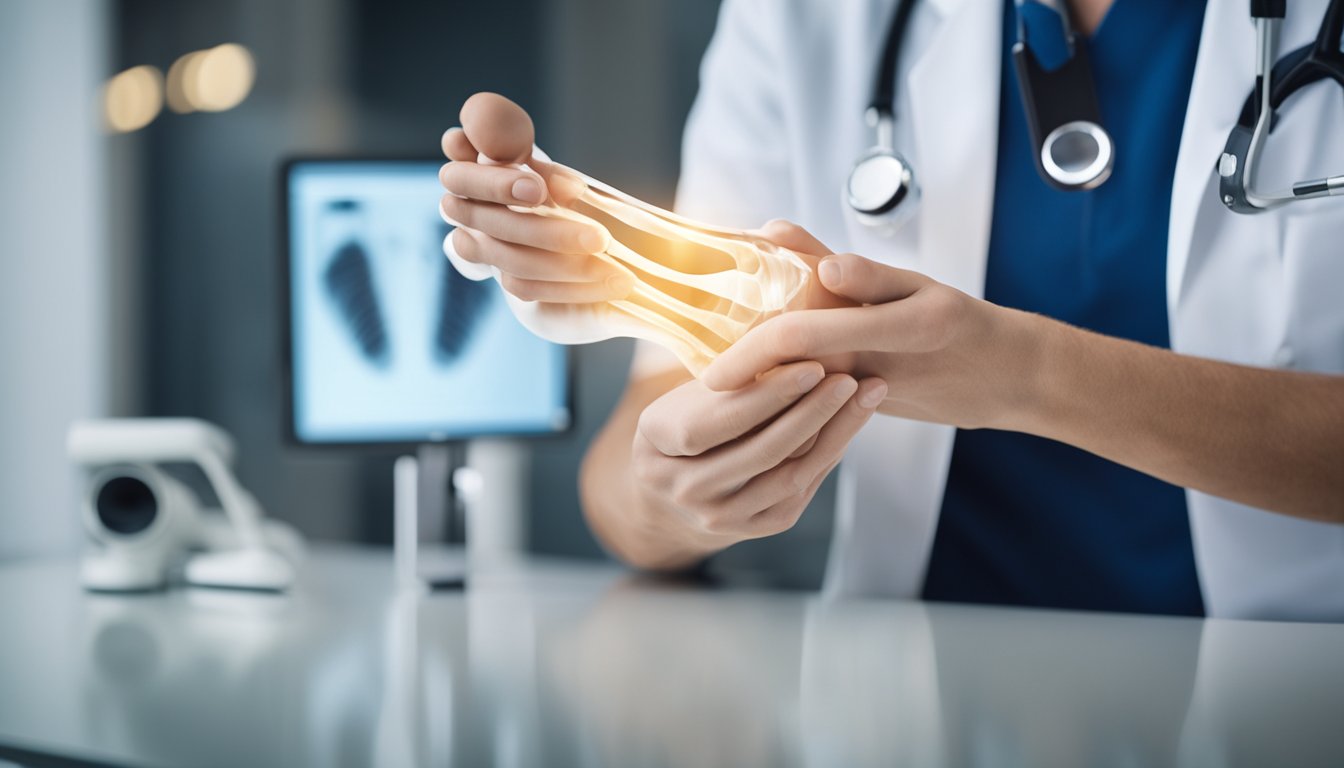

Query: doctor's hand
left=619, top=363, right=886, bottom=566
left=702, top=223, right=1042, bottom=431
left=439, top=92, right=630, bottom=303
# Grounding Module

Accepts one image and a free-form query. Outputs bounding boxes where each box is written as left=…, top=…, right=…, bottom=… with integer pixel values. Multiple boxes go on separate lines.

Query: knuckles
left=629, top=435, right=671, bottom=486
left=787, top=468, right=812, bottom=495
left=666, top=420, right=704, bottom=457
left=916, top=286, right=965, bottom=348
left=765, top=500, right=807, bottom=535
left=763, top=314, right=811, bottom=362
left=636, top=406, right=699, bottom=458
left=691, top=508, right=731, bottom=536
left=440, top=194, right=471, bottom=226
left=667, top=473, right=702, bottom=512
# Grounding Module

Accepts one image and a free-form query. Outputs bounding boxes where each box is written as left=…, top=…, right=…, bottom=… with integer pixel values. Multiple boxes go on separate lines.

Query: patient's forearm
left=1020, top=318, right=1344, bottom=522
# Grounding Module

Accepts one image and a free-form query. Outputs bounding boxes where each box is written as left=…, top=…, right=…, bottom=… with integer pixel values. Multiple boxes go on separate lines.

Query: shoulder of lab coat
left=674, top=0, right=797, bottom=229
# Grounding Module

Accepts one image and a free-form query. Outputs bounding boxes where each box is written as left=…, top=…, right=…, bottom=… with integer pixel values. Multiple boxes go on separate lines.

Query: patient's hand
left=707, top=221, right=1042, bottom=429
left=439, top=92, right=632, bottom=303
left=753, top=220, right=857, bottom=313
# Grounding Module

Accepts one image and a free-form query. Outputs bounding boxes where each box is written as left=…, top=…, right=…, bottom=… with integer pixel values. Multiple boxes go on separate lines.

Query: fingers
left=459, top=92, right=535, bottom=164
left=700, top=309, right=873, bottom=390
left=732, top=377, right=887, bottom=527
left=638, top=361, right=826, bottom=457
left=789, top=432, right=819, bottom=459
left=526, top=159, right=588, bottom=206
left=442, top=127, right=476, bottom=162
left=750, top=220, right=854, bottom=311
left=498, top=274, right=632, bottom=303
left=744, top=458, right=836, bottom=539
left=440, top=194, right=608, bottom=254
left=756, top=219, right=833, bottom=257
left=708, top=374, right=857, bottom=487
left=441, top=161, right=547, bottom=206
left=817, top=251, right=930, bottom=304
left=701, top=286, right=959, bottom=391
left=451, top=229, right=625, bottom=283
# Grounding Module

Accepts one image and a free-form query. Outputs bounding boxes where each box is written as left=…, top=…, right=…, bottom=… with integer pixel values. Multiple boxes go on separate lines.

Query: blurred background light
left=103, top=64, right=163, bottom=133
left=165, top=43, right=255, bottom=114
left=165, top=49, right=203, bottom=113
left=192, top=43, right=255, bottom=112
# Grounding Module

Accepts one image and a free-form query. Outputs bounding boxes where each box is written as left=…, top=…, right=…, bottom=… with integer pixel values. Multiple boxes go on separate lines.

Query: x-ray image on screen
left=321, top=200, right=390, bottom=367
left=287, top=160, right=569, bottom=444
left=432, top=221, right=495, bottom=363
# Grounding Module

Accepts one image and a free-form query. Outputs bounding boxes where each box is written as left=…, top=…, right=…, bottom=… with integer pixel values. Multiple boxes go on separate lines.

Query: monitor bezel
left=279, top=155, right=576, bottom=450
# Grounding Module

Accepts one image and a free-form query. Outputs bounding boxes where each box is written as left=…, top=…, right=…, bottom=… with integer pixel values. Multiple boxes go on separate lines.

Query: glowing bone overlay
left=518, top=169, right=813, bottom=375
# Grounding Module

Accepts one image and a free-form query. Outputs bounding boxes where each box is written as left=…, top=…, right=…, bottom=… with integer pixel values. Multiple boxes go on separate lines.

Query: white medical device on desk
left=68, top=418, right=303, bottom=592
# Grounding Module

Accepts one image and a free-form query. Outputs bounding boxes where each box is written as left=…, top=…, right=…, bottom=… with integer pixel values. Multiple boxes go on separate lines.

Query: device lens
left=95, top=476, right=158, bottom=535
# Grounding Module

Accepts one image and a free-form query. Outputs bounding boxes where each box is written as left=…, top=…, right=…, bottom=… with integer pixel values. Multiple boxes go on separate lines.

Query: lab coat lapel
left=825, top=0, right=1000, bottom=599
left=907, top=0, right=1000, bottom=297
left=1167, top=2, right=1256, bottom=309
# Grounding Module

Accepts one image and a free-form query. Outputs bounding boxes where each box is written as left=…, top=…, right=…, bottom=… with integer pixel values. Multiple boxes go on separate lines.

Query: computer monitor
left=281, top=158, right=571, bottom=447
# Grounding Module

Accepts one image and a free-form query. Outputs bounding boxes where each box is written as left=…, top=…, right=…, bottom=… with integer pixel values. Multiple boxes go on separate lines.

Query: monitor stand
left=393, top=444, right=466, bottom=590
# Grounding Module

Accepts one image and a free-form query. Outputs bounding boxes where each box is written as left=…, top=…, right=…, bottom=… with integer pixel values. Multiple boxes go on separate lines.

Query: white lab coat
left=670, top=0, right=1344, bottom=620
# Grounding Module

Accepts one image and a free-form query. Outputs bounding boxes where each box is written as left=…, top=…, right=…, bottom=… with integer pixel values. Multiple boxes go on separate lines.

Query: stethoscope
left=849, top=0, right=1344, bottom=229
left=1219, top=0, right=1344, bottom=212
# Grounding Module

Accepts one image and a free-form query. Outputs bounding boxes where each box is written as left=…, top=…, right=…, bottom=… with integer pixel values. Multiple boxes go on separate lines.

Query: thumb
left=460, top=92, right=535, bottom=165
left=459, top=93, right=586, bottom=206
left=817, top=252, right=930, bottom=304
left=754, top=219, right=855, bottom=309
left=755, top=219, right=832, bottom=256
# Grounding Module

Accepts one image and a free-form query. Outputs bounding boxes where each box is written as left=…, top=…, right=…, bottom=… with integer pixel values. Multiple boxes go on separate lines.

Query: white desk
left=1, top=546, right=1341, bottom=767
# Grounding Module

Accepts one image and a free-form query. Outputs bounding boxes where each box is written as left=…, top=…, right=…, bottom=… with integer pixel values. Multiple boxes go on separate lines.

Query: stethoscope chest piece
left=1040, top=119, right=1113, bottom=190
left=847, top=147, right=919, bottom=228
left=847, top=0, right=1118, bottom=231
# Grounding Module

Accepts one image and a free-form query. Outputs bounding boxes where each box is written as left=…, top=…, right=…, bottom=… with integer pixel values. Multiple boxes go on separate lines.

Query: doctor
left=439, top=0, right=1344, bottom=620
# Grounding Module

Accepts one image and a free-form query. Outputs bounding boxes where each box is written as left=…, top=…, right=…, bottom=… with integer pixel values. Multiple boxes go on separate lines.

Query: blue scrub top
left=921, top=0, right=1209, bottom=616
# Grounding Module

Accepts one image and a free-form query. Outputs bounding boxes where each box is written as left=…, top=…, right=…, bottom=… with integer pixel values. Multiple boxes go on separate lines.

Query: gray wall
left=0, top=0, right=110, bottom=558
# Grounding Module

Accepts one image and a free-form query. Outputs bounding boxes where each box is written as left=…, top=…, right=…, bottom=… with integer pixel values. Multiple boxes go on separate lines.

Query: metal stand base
left=394, top=444, right=466, bottom=591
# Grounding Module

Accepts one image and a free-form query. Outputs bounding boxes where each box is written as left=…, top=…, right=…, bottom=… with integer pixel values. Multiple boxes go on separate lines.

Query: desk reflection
left=78, top=588, right=381, bottom=767
left=363, top=573, right=1344, bottom=768
left=8, top=552, right=1342, bottom=768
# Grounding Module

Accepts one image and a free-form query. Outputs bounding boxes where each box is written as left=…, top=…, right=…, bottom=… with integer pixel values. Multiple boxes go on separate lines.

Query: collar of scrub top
left=1218, top=0, right=1344, bottom=213
left=1011, top=0, right=1114, bottom=191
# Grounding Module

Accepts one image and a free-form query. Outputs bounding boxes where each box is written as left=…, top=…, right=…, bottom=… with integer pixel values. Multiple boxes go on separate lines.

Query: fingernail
left=832, top=377, right=859, bottom=403
left=818, top=257, right=843, bottom=286
left=605, top=272, right=633, bottom=297
left=581, top=227, right=608, bottom=254
left=511, top=177, right=544, bottom=205
left=797, top=369, right=822, bottom=393
left=858, top=381, right=888, bottom=409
